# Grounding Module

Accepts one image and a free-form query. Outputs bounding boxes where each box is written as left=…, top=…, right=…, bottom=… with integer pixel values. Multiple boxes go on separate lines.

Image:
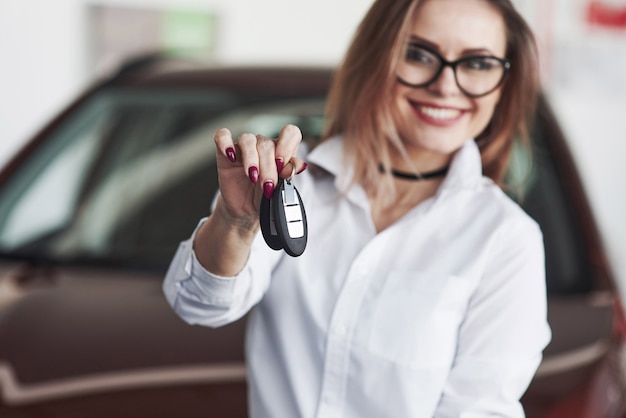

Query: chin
left=411, top=132, right=469, bottom=156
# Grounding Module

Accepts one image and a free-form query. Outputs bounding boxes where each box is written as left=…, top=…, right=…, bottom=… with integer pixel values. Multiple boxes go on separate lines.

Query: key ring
left=259, top=158, right=308, bottom=257
left=285, top=158, right=296, bottom=183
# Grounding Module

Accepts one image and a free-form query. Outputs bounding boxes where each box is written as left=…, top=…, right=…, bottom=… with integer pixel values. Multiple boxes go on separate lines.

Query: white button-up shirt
left=163, top=137, right=551, bottom=418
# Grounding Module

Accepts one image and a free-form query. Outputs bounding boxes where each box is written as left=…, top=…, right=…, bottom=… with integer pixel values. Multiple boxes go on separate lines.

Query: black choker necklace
left=378, top=164, right=449, bottom=181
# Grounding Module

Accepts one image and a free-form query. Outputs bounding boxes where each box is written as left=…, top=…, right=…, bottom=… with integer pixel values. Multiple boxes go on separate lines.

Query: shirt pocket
left=366, top=270, right=471, bottom=369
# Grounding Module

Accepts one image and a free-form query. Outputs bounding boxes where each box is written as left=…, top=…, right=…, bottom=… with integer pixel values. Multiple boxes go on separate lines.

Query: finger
left=214, top=128, right=237, bottom=163
left=279, top=157, right=308, bottom=179
left=274, top=124, right=302, bottom=173
left=237, top=133, right=260, bottom=184
left=256, top=134, right=278, bottom=199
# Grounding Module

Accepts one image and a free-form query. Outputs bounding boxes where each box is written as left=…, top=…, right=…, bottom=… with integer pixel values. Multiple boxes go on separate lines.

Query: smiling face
left=392, top=0, right=508, bottom=169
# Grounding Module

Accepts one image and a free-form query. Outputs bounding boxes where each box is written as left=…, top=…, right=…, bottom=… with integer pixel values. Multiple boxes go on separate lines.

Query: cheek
left=392, top=86, right=409, bottom=115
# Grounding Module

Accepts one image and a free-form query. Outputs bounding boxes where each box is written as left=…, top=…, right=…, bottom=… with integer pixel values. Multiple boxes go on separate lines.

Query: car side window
left=0, top=101, right=108, bottom=250
left=0, top=91, right=325, bottom=270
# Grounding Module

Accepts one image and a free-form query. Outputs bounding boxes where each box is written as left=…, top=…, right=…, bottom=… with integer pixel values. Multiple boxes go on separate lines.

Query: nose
left=427, top=65, right=461, bottom=97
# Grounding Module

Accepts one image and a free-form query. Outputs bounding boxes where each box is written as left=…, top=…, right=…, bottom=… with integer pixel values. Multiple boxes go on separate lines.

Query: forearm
left=163, top=213, right=277, bottom=327
left=193, top=196, right=260, bottom=277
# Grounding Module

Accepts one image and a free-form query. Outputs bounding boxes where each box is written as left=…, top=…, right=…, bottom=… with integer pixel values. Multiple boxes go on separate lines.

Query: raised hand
left=213, top=124, right=307, bottom=227
left=193, top=124, right=307, bottom=276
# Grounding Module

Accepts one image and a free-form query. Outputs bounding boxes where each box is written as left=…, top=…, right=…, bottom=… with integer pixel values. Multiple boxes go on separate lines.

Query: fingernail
left=275, top=158, right=284, bottom=172
left=296, top=162, right=308, bottom=175
left=226, top=147, right=236, bottom=163
left=248, top=166, right=259, bottom=184
left=263, top=181, right=275, bottom=199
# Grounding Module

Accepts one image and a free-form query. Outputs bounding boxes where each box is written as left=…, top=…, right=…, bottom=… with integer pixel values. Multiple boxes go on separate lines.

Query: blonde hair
left=323, top=0, right=540, bottom=205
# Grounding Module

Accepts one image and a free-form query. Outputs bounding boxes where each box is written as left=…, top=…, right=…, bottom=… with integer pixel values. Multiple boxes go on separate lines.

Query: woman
left=163, top=0, right=551, bottom=416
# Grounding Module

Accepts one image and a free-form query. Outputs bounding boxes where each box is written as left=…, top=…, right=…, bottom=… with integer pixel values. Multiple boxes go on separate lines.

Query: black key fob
left=260, top=188, right=284, bottom=251
left=260, top=177, right=308, bottom=257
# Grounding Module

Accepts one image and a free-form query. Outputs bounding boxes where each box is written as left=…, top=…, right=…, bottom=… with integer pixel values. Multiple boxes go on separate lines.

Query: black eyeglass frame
left=396, top=44, right=512, bottom=98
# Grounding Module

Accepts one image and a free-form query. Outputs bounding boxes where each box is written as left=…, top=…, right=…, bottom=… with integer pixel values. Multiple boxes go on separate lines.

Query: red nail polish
left=263, top=181, right=275, bottom=199
left=226, top=147, right=236, bottom=162
left=296, top=162, right=308, bottom=175
left=248, top=166, right=259, bottom=184
left=275, top=158, right=284, bottom=172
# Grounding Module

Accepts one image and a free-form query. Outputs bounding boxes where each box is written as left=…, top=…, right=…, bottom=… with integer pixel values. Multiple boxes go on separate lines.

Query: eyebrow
left=408, top=35, right=496, bottom=56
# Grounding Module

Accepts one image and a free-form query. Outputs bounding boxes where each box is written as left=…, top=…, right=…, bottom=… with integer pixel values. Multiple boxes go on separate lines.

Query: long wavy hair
left=323, top=0, right=540, bottom=205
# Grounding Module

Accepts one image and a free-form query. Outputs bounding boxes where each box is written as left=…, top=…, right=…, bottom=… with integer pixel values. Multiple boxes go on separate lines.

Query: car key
left=260, top=165, right=308, bottom=257
left=260, top=188, right=284, bottom=251
left=274, top=177, right=308, bottom=256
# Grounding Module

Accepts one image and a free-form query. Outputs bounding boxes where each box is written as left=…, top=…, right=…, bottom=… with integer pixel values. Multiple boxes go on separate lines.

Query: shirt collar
left=438, top=138, right=484, bottom=192
left=307, top=135, right=353, bottom=191
left=307, top=135, right=484, bottom=194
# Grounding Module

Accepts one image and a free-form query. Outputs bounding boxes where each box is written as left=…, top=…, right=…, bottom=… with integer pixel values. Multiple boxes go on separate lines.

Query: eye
left=460, top=57, right=497, bottom=71
left=406, top=46, right=436, bottom=65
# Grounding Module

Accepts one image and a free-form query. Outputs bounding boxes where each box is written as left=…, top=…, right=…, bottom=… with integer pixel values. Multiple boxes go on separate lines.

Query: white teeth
left=419, top=106, right=460, bottom=120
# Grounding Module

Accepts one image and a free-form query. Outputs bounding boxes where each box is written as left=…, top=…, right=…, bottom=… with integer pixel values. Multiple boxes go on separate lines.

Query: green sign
left=161, top=10, right=216, bottom=57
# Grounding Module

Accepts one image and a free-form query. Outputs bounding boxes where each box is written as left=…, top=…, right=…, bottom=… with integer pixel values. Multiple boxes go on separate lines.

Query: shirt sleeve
left=162, top=218, right=281, bottom=328
left=434, top=218, right=552, bottom=417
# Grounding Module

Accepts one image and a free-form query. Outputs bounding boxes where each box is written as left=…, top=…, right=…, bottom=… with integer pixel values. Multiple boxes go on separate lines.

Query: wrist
left=212, top=198, right=260, bottom=241
left=192, top=200, right=259, bottom=277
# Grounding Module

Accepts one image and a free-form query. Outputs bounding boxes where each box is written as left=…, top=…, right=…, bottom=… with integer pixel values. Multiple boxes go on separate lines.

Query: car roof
left=104, top=55, right=334, bottom=95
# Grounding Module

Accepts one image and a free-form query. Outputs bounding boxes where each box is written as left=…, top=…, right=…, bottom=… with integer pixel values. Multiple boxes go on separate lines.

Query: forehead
left=410, top=0, right=507, bottom=56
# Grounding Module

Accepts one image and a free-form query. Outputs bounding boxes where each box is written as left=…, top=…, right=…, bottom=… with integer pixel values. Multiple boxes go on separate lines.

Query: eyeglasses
left=396, top=43, right=511, bottom=98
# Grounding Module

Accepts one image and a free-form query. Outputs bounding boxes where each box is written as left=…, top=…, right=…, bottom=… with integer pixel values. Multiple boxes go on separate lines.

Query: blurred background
left=1, top=1, right=626, bottom=416
left=0, top=0, right=625, bottom=292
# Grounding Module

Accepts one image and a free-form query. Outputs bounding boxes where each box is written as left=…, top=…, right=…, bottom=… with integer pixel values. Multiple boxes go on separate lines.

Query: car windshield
left=0, top=86, right=591, bottom=295
left=0, top=88, right=324, bottom=269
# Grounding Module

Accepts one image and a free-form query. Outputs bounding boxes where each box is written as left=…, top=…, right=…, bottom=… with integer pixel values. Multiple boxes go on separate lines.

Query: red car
left=0, top=57, right=624, bottom=417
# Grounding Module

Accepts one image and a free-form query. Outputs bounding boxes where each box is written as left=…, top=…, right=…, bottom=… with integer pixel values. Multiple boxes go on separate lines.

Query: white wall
left=0, top=0, right=374, bottom=168
left=0, top=0, right=87, bottom=167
